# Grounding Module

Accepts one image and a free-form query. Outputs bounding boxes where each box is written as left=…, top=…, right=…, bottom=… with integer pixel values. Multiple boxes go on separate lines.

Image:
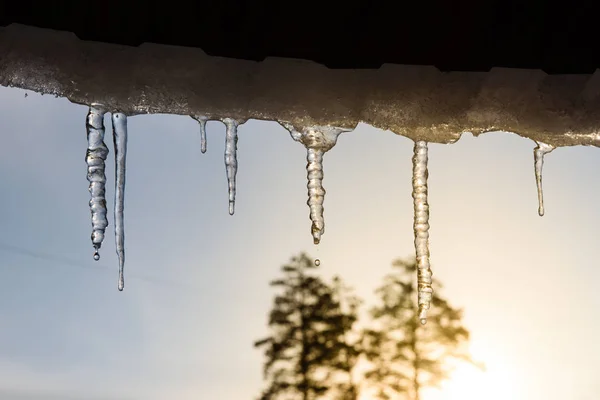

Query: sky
left=0, top=85, right=599, bottom=400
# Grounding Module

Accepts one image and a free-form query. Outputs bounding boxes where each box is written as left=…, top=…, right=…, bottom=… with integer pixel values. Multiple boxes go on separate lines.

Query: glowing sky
left=0, top=86, right=599, bottom=400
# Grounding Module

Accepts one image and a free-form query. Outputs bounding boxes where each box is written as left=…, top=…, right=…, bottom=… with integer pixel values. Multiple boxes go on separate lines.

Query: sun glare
left=425, top=344, right=521, bottom=400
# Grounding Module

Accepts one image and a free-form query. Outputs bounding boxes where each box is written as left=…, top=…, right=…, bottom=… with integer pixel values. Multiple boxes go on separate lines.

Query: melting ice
left=85, top=105, right=109, bottom=261
left=281, top=123, right=349, bottom=244
left=223, top=118, right=239, bottom=215
left=192, top=115, right=208, bottom=154
left=112, top=113, right=128, bottom=291
left=412, top=140, right=433, bottom=325
left=533, top=142, right=554, bottom=217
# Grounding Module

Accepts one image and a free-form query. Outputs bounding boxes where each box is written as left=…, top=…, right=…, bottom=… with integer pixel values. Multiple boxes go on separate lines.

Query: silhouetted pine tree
left=362, top=258, right=480, bottom=400
left=328, top=276, right=361, bottom=400
left=255, top=253, right=361, bottom=400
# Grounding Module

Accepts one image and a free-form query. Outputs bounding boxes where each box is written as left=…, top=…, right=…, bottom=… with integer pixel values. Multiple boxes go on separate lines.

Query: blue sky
left=0, top=85, right=599, bottom=400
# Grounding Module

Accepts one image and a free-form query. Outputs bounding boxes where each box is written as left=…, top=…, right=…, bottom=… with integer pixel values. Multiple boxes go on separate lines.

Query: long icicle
left=412, top=140, right=433, bottom=325
left=86, top=104, right=109, bottom=261
left=306, top=147, right=325, bottom=244
left=223, top=118, right=239, bottom=215
left=112, top=112, right=128, bottom=291
left=534, top=142, right=555, bottom=217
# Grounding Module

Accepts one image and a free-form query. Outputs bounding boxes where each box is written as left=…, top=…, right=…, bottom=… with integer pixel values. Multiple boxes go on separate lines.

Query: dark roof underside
left=1, top=1, right=600, bottom=73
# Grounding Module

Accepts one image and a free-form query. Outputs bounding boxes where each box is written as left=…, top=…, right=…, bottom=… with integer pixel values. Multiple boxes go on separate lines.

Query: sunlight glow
left=425, top=343, right=522, bottom=400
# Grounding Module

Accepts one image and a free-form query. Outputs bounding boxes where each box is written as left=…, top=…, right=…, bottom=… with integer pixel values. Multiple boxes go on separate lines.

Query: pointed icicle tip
left=533, top=142, right=555, bottom=217
left=280, top=123, right=350, bottom=245
left=412, top=141, right=433, bottom=321
left=223, top=118, right=239, bottom=216
left=118, top=270, right=124, bottom=291
left=112, top=112, right=128, bottom=292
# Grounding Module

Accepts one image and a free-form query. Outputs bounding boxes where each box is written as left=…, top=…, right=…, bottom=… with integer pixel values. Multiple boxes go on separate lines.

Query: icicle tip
left=418, top=306, right=428, bottom=325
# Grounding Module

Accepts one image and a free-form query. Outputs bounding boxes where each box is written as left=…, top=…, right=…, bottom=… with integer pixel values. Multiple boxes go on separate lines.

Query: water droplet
left=314, top=259, right=321, bottom=266
left=420, top=318, right=427, bottom=326
left=93, top=251, right=100, bottom=261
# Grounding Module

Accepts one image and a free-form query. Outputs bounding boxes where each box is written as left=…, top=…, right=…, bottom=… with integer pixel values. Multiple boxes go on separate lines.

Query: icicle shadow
left=533, top=142, right=555, bottom=217
left=112, top=112, right=128, bottom=291
left=412, top=140, right=433, bottom=325
left=280, top=123, right=350, bottom=245
left=86, top=104, right=109, bottom=261
left=222, top=118, right=239, bottom=215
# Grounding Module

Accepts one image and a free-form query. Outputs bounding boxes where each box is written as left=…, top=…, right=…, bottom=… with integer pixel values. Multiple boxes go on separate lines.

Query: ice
left=192, top=115, right=208, bottom=154
left=112, top=112, right=128, bottom=291
left=223, top=118, right=239, bottom=215
left=85, top=104, right=109, bottom=261
left=412, top=140, right=433, bottom=325
left=281, top=123, right=350, bottom=244
left=534, top=142, right=555, bottom=217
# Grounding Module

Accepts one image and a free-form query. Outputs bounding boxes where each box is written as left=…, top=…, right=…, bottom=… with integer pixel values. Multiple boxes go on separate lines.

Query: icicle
left=112, top=112, right=128, bottom=291
left=223, top=118, right=239, bottom=215
left=281, top=123, right=349, bottom=244
left=86, top=104, right=109, bottom=261
left=192, top=115, right=208, bottom=153
left=412, top=140, right=433, bottom=325
left=533, top=142, right=555, bottom=217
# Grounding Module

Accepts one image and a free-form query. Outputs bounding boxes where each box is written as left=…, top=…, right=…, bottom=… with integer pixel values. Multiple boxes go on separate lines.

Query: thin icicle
left=112, top=112, right=128, bottom=291
left=534, top=142, right=555, bottom=217
left=192, top=115, right=208, bottom=153
left=86, top=104, right=109, bottom=261
left=412, top=140, right=433, bottom=325
left=281, top=123, right=349, bottom=244
left=307, top=147, right=325, bottom=244
left=223, top=118, right=239, bottom=215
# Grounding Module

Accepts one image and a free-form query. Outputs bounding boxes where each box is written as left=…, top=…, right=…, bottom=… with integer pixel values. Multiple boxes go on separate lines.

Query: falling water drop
left=533, top=142, right=555, bottom=217
left=314, top=259, right=321, bottom=266
left=93, top=251, right=100, bottom=261
left=86, top=104, right=109, bottom=260
left=192, top=115, right=209, bottom=153
left=412, top=140, right=433, bottom=325
left=223, top=118, right=239, bottom=215
left=112, top=112, right=128, bottom=291
left=281, top=123, right=350, bottom=244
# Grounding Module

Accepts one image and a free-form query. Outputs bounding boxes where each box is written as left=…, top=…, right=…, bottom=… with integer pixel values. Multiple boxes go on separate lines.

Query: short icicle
left=85, top=104, right=109, bottom=261
left=223, top=118, right=239, bottom=215
left=412, top=140, right=433, bottom=325
left=533, top=142, right=555, bottom=217
left=112, top=112, right=128, bottom=291
left=192, top=115, right=208, bottom=154
left=281, top=123, right=349, bottom=244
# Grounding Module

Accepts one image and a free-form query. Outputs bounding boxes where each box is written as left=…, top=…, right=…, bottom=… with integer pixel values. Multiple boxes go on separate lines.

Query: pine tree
left=328, top=276, right=362, bottom=400
left=255, top=253, right=361, bottom=400
left=362, top=258, right=480, bottom=400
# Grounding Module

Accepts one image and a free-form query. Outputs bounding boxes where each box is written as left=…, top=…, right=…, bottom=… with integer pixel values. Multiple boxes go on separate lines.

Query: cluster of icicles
left=86, top=106, right=554, bottom=323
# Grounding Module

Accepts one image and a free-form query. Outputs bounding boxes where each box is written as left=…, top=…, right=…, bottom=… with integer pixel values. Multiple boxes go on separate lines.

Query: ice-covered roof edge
left=2, top=23, right=600, bottom=148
